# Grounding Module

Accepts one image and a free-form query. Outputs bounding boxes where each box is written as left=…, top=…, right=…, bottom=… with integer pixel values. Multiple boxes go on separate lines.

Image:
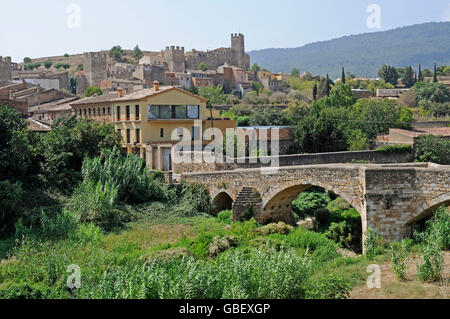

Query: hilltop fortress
left=152, top=33, right=250, bottom=73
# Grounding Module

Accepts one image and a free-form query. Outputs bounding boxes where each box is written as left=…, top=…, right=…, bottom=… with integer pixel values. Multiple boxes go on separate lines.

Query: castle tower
left=83, top=52, right=107, bottom=87
left=231, top=33, right=246, bottom=69
left=162, top=46, right=185, bottom=73
left=0, top=56, right=12, bottom=82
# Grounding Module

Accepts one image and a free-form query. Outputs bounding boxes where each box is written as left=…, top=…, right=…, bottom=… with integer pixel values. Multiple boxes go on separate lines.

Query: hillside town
left=1, top=22, right=449, bottom=303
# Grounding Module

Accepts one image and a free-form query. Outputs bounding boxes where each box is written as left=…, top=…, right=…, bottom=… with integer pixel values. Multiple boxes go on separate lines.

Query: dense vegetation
left=0, top=104, right=448, bottom=299
left=249, top=22, right=450, bottom=77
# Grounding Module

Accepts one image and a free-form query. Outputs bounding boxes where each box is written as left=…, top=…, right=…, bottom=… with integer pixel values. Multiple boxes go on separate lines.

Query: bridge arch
left=259, top=181, right=364, bottom=227
left=406, top=194, right=450, bottom=226
left=262, top=180, right=363, bottom=215
left=211, top=190, right=234, bottom=215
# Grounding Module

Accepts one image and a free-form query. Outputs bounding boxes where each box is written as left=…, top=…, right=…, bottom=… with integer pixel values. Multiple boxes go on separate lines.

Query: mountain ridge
left=248, top=22, right=450, bottom=78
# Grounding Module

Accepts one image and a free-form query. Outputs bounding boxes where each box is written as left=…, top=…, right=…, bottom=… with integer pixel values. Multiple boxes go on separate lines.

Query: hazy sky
left=1, top=0, right=449, bottom=61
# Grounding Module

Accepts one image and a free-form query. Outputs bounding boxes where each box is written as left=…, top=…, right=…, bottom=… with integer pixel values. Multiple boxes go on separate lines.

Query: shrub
left=415, top=135, right=450, bottom=165
left=327, top=197, right=352, bottom=214
left=257, top=222, right=293, bottom=236
left=79, top=248, right=313, bottom=299
left=415, top=207, right=448, bottom=282
left=173, top=182, right=211, bottom=216
left=375, top=144, right=412, bottom=154
left=208, top=236, right=237, bottom=258
left=68, top=181, right=121, bottom=231
left=0, top=181, right=23, bottom=236
left=305, top=275, right=351, bottom=299
left=217, top=210, right=232, bottom=224
left=390, top=242, right=408, bottom=281
left=81, top=147, right=167, bottom=204
left=364, top=228, right=380, bottom=260
left=291, top=192, right=330, bottom=219
left=285, top=227, right=338, bottom=262
left=236, top=116, right=250, bottom=127
left=314, top=208, right=331, bottom=227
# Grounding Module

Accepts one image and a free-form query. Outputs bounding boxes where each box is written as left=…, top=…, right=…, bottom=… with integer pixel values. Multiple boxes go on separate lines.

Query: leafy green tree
left=415, top=135, right=450, bottom=164
left=249, top=107, right=290, bottom=126
left=132, top=45, right=144, bottom=61
left=251, top=81, right=264, bottom=92
left=402, top=66, right=415, bottom=88
left=292, top=191, right=330, bottom=219
left=413, top=82, right=450, bottom=103
left=62, top=63, right=71, bottom=70
left=0, top=105, right=39, bottom=183
left=76, top=63, right=83, bottom=71
left=341, top=67, right=346, bottom=84
left=64, top=53, right=69, bottom=57
left=418, top=64, right=424, bottom=82
left=378, top=65, right=399, bottom=86
left=316, top=84, right=356, bottom=109
left=44, top=61, right=53, bottom=69
left=23, top=57, right=32, bottom=63
left=433, top=64, right=438, bottom=83
left=54, top=63, right=63, bottom=70
left=291, top=68, right=300, bottom=77
left=422, top=68, right=433, bottom=78
left=198, top=85, right=227, bottom=105
left=249, top=63, right=261, bottom=72
left=109, top=45, right=124, bottom=61
left=198, top=62, right=208, bottom=71
left=40, top=116, right=121, bottom=191
left=312, top=82, right=318, bottom=100
left=84, top=86, right=103, bottom=97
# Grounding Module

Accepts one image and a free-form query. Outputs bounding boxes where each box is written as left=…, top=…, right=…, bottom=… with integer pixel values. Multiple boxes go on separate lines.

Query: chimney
left=117, top=88, right=123, bottom=98
left=153, top=80, right=159, bottom=91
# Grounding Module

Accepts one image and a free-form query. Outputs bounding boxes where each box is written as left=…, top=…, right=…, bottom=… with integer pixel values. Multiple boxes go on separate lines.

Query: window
left=147, top=105, right=199, bottom=119
left=160, top=128, right=164, bottom=138
left=148, top=105, right=159, bottom=119
left=84, top=109, right=87, bottom=116
left=126, top=129, right=130, bottom=144
left=187, top=105, right=199, bottom=119
left=126, top=105, right=130, bottom=120
left=136, top=129, right=140, bottom=143
left=160, top=105, right=172, bottom=119
left=103, top=107, right=106, bottom=115
left=88, top=108, right=91, bottom=116
left=175, top=105, right=187, bottom=118
left=93, top=108, right=96, bottom=116
left=108, top=107, right=111, bottom=115
left=135, top=105, right=140, bottom=120
left=116, top=106, right=120, bottom=120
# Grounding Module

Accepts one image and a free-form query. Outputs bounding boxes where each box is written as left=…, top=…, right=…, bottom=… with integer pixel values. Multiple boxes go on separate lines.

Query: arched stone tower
left=163, top=46, right=185, bottom=73
left=231, top=33, right=247, bottom=70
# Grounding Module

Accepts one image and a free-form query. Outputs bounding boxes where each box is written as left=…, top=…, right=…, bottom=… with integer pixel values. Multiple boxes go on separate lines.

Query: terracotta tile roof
left=70, top=92, right=119, bottom=105
left=111, top=86, right=207, bottom=103
left=26, top=118, right=51, bottom=132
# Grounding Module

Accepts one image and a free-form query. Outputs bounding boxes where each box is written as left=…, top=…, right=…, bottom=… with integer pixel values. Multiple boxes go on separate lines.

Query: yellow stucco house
left=111, top=82, right=235, bottom=171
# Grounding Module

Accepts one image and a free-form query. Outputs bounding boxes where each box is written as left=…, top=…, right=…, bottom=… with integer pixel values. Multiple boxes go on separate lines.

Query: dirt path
left=350, top=251, right=449, bottom=299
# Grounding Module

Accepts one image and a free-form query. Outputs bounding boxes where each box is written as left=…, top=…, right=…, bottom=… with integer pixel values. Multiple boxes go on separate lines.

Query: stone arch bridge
left=181, top=163, right=450, bottom=243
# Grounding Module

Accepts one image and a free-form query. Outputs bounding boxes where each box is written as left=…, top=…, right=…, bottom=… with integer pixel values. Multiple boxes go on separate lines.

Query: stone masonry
left=182, top=163, right=450, bottom=244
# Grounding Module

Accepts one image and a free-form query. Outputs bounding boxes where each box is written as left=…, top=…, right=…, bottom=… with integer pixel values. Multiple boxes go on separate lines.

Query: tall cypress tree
left=403, top=66, right=415, bottom=88
left=312, top=81, right=318, bottom=100
left=326, top=74, right=330, bottom=96
left=418, top=64, right=424, bottom=82
left=414, top=71, right=417, bottom=84
left=341, top=67, right=346, bottom=84
left=433, top=64, right=438, bottom=83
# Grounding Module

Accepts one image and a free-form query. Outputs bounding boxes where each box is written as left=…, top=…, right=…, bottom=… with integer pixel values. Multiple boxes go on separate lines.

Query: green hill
left=248, top=22, right=450, bottom=78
